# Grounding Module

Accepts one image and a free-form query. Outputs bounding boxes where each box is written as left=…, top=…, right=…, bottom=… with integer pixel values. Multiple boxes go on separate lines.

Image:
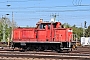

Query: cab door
left=36, top=24, right=46, bottom=42
left=46, top=24, right=51, bottom=41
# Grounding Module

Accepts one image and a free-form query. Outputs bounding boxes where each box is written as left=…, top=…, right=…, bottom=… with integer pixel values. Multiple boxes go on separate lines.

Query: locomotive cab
left=36, top=21, right=62, bottom=29
left=35, top=21, right=72, bottom=51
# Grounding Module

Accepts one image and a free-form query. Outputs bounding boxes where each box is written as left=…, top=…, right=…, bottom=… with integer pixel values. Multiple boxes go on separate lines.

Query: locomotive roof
left=17, top=27, right=36, bottom=29
left=36, top=22, right=61, bottom=25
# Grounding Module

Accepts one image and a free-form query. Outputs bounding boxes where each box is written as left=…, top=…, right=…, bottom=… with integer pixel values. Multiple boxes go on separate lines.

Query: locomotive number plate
left=20, top=43, right=26, bottom=46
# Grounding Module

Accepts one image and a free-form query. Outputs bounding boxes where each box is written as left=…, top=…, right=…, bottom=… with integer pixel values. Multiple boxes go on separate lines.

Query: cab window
left=48, top=24, right=50, bottom=29
left=40, top=24, right=43, bottom=29
left=53, top=23, right=56, bottom=28
left=39, top=24, right=46, bottom=29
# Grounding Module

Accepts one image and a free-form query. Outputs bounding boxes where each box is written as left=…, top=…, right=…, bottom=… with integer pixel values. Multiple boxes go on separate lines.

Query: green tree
left=0, top=17, right=17, bottom=42
left=85, top=26, right=90, bottom=37
left=63, top=23, right=71, bottom=28
left=71, top=25, right=83, bottom=40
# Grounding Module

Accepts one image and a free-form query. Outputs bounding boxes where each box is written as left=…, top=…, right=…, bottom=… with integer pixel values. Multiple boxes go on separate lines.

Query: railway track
left=0, top=52, right=90, bottom=60
left=71, top=46, right=90, bottom=54
left=0, top=51, right=90, bottom=56
left=0, top=51, right=90, bottom=60
left=0, top=46, right=90, bottom=60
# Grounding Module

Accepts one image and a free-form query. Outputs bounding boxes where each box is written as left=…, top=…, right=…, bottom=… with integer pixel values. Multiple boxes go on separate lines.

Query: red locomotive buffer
left=12, top=21, right=73, bottom=52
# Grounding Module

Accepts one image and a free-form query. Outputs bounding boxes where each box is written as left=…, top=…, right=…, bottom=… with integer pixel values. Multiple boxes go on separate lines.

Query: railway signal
left=83, top=21, right=87, bottom=37
left=84, top=21, right=87, bottom=28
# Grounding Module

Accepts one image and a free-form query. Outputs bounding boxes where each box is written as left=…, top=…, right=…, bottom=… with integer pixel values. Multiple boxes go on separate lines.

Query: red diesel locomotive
left=12, top=19, right=73, bottom=52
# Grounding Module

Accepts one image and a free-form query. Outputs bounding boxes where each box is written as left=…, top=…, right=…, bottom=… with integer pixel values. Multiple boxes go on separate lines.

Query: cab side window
left=43, top=24, right=46, bottom=29
left=39, top=24, right=46, bottom=29
left=40, top=24, right=43, bottom=29
left=53, top=23, right=56, bottom=28
left=48, top=24, right=50, bottom=29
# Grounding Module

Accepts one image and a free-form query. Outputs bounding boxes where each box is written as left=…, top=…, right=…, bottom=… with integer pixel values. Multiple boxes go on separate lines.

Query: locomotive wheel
left=40, top=47, right=45, bottom=51
left=55, top=49, right=61, bottom=53
left=26, top=47, right=30, bottom=51
left=36, top=47, right=41, bottom=52
left=66, top=49, right=71, bottom=53
left=20, top=49, right=25, bottom=52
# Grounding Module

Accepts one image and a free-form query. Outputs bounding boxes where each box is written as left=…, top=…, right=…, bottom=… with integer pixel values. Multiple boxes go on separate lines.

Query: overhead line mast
left=51, top=14, right=59, bottom=22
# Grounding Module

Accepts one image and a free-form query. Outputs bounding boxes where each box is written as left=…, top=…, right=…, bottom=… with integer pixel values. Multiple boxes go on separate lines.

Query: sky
left=0, top=0, right=90, bottom=27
